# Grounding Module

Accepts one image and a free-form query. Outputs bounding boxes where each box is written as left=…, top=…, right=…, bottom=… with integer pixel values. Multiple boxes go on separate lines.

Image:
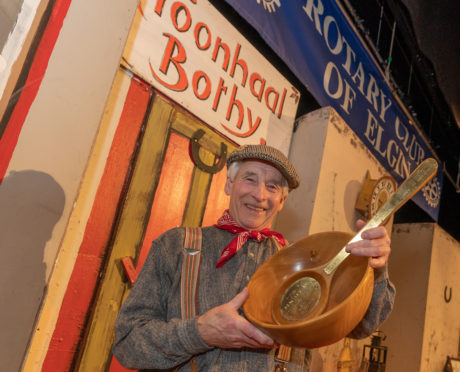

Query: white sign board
left=123, top=0, right=300, bottom=154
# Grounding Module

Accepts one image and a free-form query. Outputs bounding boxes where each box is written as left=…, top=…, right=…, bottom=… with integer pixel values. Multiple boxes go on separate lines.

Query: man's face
left=224, top=160, right=287, bottom=230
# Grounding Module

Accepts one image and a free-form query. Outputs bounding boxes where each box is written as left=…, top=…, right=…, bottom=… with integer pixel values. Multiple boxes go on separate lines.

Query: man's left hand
left=345, top=219, right=391, bottom=269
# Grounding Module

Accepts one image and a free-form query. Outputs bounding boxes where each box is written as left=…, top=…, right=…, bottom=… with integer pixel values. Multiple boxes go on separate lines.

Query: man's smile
left=245, top=204, right=266, bottom=212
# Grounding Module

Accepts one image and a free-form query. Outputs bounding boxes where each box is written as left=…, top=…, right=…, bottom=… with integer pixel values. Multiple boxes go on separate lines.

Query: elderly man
left=113, top=144, right=395, bottom=371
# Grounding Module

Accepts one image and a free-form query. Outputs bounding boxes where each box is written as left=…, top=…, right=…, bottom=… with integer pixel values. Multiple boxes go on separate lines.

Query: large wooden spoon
left=271, top=158, right=438, bottom=324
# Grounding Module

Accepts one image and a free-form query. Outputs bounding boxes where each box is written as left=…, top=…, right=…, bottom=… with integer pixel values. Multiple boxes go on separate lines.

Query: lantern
left=359, top=331, right=387, bottom=372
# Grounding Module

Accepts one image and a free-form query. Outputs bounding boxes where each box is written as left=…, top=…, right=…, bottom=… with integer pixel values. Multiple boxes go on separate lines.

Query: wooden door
left=76, top=71, right=236, bottom=371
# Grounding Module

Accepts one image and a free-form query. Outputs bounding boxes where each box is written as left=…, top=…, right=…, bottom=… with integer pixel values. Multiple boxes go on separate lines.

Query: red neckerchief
left=214, top=209, right=286, bottom=268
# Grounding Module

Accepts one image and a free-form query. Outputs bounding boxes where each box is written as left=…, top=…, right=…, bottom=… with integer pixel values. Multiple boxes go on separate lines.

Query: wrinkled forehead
left=237, top=160, right=286, bottom=183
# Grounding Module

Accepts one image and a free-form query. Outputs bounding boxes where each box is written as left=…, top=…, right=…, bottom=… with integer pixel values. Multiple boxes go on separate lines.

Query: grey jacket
left=112, top=226, right=395, bottom=371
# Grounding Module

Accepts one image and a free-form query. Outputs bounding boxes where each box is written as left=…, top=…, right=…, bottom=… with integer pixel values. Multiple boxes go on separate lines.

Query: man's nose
left=251, top=183, right=267, bottom=201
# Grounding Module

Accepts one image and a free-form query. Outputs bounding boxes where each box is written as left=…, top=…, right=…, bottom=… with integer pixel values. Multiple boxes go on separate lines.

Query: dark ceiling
left=401, top=0, right=460, bottom=129
left=400, top=0, right=460, bottom=239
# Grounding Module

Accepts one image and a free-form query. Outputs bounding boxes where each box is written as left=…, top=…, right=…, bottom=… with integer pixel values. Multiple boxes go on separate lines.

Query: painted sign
left=224, top=0, right=442, bottom=220
left=122, top=0, right=300, bottom=155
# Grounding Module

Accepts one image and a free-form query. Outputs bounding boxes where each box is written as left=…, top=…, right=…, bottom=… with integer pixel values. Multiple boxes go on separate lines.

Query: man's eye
left=266, top=184, right=279, bottom=192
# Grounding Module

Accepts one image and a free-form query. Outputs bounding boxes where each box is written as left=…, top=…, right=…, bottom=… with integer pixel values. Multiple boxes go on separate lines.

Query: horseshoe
left=191, top=129, right=227, bottom=174
left=444, top=286, right=452, bottom=303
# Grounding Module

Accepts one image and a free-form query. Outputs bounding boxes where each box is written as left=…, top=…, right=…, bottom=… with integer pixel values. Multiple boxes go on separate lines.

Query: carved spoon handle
left=323, top=158, right=438, bottom=276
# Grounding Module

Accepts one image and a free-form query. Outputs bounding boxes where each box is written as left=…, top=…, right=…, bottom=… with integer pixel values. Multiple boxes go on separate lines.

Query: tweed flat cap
left=227, top=144, right=300, bottom=189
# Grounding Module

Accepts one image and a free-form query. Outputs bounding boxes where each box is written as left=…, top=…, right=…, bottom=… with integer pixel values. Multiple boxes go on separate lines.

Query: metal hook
left=190, top=129, right=227, bottom=174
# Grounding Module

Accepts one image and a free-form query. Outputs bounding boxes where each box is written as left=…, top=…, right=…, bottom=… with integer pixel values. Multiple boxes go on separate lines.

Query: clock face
left=368, top=176, right=397, bottom=218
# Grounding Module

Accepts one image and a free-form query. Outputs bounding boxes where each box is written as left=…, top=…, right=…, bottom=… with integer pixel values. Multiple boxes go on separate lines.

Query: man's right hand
left=197, top=287, right=276, bottom=349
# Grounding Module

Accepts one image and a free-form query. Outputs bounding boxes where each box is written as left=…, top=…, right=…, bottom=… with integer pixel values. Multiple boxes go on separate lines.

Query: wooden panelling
left=135, top=132, right=194, bottom=274
left=77, top=94, right=174, bottom=371
left=202, top=168, right=230, bottom=226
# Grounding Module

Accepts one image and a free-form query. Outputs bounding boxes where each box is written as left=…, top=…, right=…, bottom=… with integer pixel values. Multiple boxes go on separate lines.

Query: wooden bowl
left=243, top=231, right=374, bottom=348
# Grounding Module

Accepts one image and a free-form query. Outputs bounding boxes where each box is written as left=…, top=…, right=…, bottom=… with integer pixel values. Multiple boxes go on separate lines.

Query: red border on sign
left=0, top=0, right=72, bottom=183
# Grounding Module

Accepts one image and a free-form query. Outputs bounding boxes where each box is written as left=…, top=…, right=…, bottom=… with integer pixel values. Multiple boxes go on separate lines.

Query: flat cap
left=227, top=144, right=300, bottom=189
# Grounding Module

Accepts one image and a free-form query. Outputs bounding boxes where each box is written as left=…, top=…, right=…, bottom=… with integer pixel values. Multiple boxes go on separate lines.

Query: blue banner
left=224, top=0, right=442, bottom=220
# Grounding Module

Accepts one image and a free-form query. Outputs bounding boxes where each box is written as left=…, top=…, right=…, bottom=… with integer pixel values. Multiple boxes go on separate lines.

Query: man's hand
left=197, top=288, right=276, bottom=349
left=345, top=219, right=391, bottom=269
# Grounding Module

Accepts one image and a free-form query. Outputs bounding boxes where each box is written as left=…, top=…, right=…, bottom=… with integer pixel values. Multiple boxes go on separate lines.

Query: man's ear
left=224, top=176, right=232, bottom=196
